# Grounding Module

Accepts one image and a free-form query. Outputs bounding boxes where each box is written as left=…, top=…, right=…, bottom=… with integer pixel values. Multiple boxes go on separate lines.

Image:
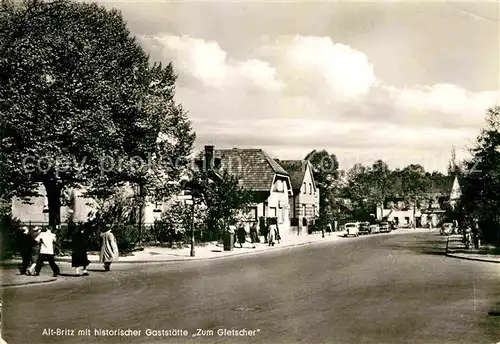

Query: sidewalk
left=1, top=228, right=431, bottom=288
left=445, top=234, right=500, bottom=264
left=6, top=231, right=345, bottom=266
left=1, top=232, right=345, bottom=287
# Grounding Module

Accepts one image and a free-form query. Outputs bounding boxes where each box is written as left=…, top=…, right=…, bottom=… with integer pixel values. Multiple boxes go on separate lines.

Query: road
left=2, top=231, right=499, bottom=344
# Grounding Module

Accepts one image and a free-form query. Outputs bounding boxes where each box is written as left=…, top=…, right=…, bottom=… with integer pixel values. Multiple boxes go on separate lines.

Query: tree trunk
left=137, top=183, right=145, bottom=245
left=413, top=198, right=416, bottom=228
left=43, top=177, right=62, bottom=231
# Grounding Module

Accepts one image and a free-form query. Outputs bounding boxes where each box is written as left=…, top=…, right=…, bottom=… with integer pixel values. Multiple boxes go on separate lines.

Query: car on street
left=358, top=222, right=371, bottom=235
left=343, top=222, right=359, bottom=237
left=369, top=224, right=380, bottom=234
left=441, top=223, right=453, bottom=236
left=379, top=222, right=391, bottom=233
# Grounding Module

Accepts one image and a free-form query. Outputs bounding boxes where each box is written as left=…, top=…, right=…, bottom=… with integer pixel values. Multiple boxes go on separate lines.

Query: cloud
left=138, top=33, right=500, bottom=172
left=141, top=34, right=283, bottom=92
left=260, top=35, right=378, bottom=101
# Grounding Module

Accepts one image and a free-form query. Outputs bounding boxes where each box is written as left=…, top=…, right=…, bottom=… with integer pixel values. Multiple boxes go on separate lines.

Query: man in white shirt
left=34, top=227, right=60, bottom=277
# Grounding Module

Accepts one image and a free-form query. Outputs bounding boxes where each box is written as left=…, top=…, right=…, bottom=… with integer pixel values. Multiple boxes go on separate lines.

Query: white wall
left=267, top=177, right=291, bottom=237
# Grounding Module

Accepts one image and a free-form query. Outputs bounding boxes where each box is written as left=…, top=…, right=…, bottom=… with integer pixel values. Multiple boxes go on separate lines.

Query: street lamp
left=185, top=198, right=195, bottom=257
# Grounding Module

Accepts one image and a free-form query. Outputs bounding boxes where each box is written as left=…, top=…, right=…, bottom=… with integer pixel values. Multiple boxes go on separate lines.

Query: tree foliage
left=460, top=106, right=500, bottom=245
left=188, top=169, right=255, bottom=239
left=305, top=149, right=340, bottom=225
left=0, top=0, right=194, bottom=229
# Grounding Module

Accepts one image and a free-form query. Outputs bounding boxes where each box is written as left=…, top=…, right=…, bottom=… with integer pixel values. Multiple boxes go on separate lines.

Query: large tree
left=0, top=0, right=194, bottom=229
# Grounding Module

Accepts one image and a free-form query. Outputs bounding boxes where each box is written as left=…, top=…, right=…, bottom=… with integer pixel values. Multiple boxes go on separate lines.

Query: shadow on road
left=382, top=239, right=447, bottom=256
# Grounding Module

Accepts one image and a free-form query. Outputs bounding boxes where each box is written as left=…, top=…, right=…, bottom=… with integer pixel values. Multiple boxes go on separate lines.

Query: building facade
left=197, top=146, right=294, bottom=238
left=277, top=160, right=320, bottom=234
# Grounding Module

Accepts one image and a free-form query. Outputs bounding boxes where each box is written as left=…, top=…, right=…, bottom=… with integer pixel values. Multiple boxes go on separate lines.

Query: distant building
left=377, top=175, right=462, bottom=227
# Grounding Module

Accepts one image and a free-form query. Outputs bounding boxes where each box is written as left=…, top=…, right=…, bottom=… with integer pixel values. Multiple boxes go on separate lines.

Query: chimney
left=204, top=145, right=214, bottom=172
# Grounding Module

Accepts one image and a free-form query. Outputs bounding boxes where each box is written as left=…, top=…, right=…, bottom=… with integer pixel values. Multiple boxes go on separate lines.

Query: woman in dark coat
left=72, top=228, right=90, bottom=276
left=17, top=227, right=32, bottom=275
left=236, top=224, right=246, bottom=248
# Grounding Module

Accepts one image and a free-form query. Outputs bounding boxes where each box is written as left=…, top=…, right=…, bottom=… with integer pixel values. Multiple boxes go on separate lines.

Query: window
left=303, top=182, right=306, bottom=194
left=247, top=207, right=257, bottom=220
left=302, top=204, right=306, bottom=217
left=275, top=180, right=284, bottom=192
left=312, top=205, right=316, bottom=218
left=309, top=183, right=312, bottom=195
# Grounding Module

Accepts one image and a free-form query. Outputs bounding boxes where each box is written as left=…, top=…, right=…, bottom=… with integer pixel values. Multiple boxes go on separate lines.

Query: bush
left=0, top=215, right=22, bottom=260
left=111, top=224, right=139, bottom=252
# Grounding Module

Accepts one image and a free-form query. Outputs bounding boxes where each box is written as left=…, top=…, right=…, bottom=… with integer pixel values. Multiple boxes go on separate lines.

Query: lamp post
left=186, top=198, right=195, bottom=257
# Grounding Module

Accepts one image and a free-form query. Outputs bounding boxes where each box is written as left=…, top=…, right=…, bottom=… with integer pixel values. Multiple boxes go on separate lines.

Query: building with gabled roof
left=277, top=159, right=320, bottom=234
left=195, top=146, right=294, bottom=237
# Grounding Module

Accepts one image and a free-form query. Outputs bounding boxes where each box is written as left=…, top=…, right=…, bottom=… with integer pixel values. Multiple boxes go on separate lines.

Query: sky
left=100, top=0, right=500, bottom=173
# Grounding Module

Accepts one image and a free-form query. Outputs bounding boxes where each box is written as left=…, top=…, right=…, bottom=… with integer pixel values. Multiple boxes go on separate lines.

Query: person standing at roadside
left=34, top=227, right=60, bottom=277
left=72, top=227, right=90, bottom=276
left=100, top=225, right=119, bottom=271
left=249, top=222, right=259, bottom=248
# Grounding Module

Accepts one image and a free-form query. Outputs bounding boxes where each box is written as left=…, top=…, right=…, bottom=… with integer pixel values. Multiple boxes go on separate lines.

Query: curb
left=1, top=278, right=58, bottom=288
left=445, top=253, right=500, bottom=264
left=62, top=236, right=340, bottom=264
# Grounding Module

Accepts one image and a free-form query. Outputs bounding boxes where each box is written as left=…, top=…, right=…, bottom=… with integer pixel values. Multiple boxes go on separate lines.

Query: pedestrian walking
left=17, top=226, right=33, bottom=275
left=72, top=227, right=90, bottom=276
left=100, top=226, right=119, bottom=271
left=275, top=219, right=281, bottom=244
left=236, top=223, right=246, bottom=248
left=27, top=227, right=41, bottom=275
left=326, top=223, right=332, bottom=236
left=33, top=227, right=60, bottom=277
left=260, top=218, right=268, bottom=244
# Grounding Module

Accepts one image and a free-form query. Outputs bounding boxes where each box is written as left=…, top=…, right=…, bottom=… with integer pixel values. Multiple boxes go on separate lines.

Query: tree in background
left=188, top=169, right=255, bottom=240
left=399, top=164, right=428, bottom=226
left=0, top=0, right=194, bottom=230
left=343, top=163, right=374, bottom=220
left=305, top=150, right=340, bottom=229
left=365, top=160, right=392, bottom=220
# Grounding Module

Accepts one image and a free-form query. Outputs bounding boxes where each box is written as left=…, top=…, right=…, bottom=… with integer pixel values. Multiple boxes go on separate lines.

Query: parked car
left=343, top=222, right=359, bottom=237
left=379, top=222, right=391, bottom=233
left=441, top=223, right=453, bottom=236
left=358, top=222, right=371, bottom=235
left=369, top=224, right=380, bottom=234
